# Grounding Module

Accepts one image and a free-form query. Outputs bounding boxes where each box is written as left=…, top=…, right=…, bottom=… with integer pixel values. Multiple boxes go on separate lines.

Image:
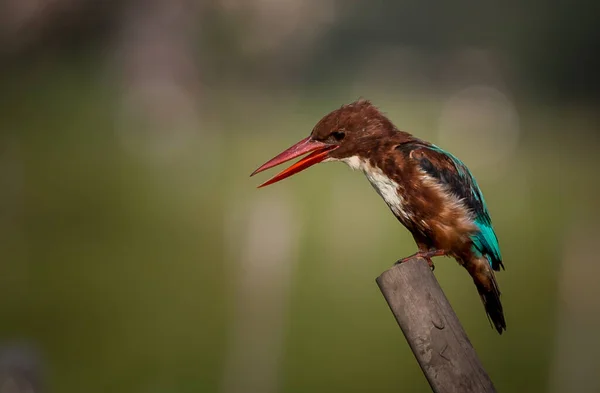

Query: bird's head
left=251, top=99, right=400, bottom=187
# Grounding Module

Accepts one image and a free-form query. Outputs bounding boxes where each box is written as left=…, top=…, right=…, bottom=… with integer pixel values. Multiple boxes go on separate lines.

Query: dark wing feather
left=397, top=141, right=503, bottom=270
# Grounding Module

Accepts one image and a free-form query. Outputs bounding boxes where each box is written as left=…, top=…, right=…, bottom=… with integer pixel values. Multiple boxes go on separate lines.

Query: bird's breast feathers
left=332, top=155, right=412, bottom=222
left=331, top=153, right=478, bottom=250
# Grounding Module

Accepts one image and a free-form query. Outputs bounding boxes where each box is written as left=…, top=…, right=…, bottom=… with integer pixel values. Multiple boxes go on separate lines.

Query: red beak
left=250, top=136, right=338, bottom=188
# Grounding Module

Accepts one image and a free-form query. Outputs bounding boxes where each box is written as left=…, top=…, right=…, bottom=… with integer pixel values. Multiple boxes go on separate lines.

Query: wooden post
left=376, top=257, right=496, bottom=393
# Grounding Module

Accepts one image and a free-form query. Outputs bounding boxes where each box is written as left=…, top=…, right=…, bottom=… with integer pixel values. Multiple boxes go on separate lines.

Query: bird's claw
left=395, top=249, right=447, bottom=270
left=395, top=256, right=435, bottom=270
left=427, top=258, right=435, bottom=271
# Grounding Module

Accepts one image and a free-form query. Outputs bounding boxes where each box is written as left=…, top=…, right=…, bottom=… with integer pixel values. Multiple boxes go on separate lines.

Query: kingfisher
left=250, top=99, right=506, bottom=334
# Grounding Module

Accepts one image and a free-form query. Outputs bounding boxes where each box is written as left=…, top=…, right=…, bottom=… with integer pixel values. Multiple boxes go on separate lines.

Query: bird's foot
left=395, top=249, right=447, bottom=271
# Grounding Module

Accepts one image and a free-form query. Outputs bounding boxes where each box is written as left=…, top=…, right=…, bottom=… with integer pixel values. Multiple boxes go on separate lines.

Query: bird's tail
left=464, top=255, right=506, bottom=334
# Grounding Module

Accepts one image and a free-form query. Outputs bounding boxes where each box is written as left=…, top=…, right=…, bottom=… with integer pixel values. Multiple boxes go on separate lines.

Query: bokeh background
left=1, top=0, right=599, bottom=392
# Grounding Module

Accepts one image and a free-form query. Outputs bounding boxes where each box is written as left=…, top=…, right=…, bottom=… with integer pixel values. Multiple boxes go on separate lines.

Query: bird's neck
left=335, top=155, right=407, bottom=220
left=339, top=155, right=368, bottom=172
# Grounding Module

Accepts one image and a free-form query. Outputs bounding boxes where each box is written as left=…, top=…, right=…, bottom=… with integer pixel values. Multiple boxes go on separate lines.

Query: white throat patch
left=331, top=156, right=408, bottom=221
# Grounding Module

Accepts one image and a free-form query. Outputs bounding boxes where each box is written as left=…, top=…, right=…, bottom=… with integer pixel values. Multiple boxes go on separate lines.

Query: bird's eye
left=331, top=131, right=345, bottom=141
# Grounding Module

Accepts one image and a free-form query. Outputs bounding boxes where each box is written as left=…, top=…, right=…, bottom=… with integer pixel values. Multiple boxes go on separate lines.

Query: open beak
left=250, top=136, right=338, bottom=188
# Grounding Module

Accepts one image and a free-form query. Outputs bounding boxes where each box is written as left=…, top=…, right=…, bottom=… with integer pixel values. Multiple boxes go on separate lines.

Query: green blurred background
left=0, top=1, right=599, bottom=392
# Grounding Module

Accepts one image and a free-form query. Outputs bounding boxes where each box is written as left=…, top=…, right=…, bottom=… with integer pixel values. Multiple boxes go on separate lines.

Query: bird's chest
left=342, top=156, right=412, bottom=222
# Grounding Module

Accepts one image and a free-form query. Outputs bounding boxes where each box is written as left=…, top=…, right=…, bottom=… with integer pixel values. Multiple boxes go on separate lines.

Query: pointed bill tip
left=250, top=165, right=264, bottom=177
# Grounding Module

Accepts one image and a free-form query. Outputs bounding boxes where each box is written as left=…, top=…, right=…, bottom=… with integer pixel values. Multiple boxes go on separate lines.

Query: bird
left=250, top=99, right=506, bottom=334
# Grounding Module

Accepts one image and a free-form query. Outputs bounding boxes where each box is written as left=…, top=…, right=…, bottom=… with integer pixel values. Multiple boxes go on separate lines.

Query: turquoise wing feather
left=412, top=143, right=504, bottom=271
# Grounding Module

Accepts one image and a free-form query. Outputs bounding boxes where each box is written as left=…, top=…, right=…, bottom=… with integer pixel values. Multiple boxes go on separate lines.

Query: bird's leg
left=395, top=249, right=448, bottom=270
left=421, top=249, right=448, bottom=259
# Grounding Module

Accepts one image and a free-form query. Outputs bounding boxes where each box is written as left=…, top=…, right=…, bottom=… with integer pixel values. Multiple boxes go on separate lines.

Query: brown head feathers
left=310, top=99, right=413, bottom=160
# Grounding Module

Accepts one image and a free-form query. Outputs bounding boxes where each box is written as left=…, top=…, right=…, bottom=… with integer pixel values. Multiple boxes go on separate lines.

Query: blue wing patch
left=402, top=142, right=504, bottom=271
left=472, top=219, right=503, bottom=271
left=430, top=145, right=504, bottom=271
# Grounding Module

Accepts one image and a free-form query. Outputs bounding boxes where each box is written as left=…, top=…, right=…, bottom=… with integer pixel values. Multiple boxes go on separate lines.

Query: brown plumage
left=251, top=99, right=506, bottom=333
